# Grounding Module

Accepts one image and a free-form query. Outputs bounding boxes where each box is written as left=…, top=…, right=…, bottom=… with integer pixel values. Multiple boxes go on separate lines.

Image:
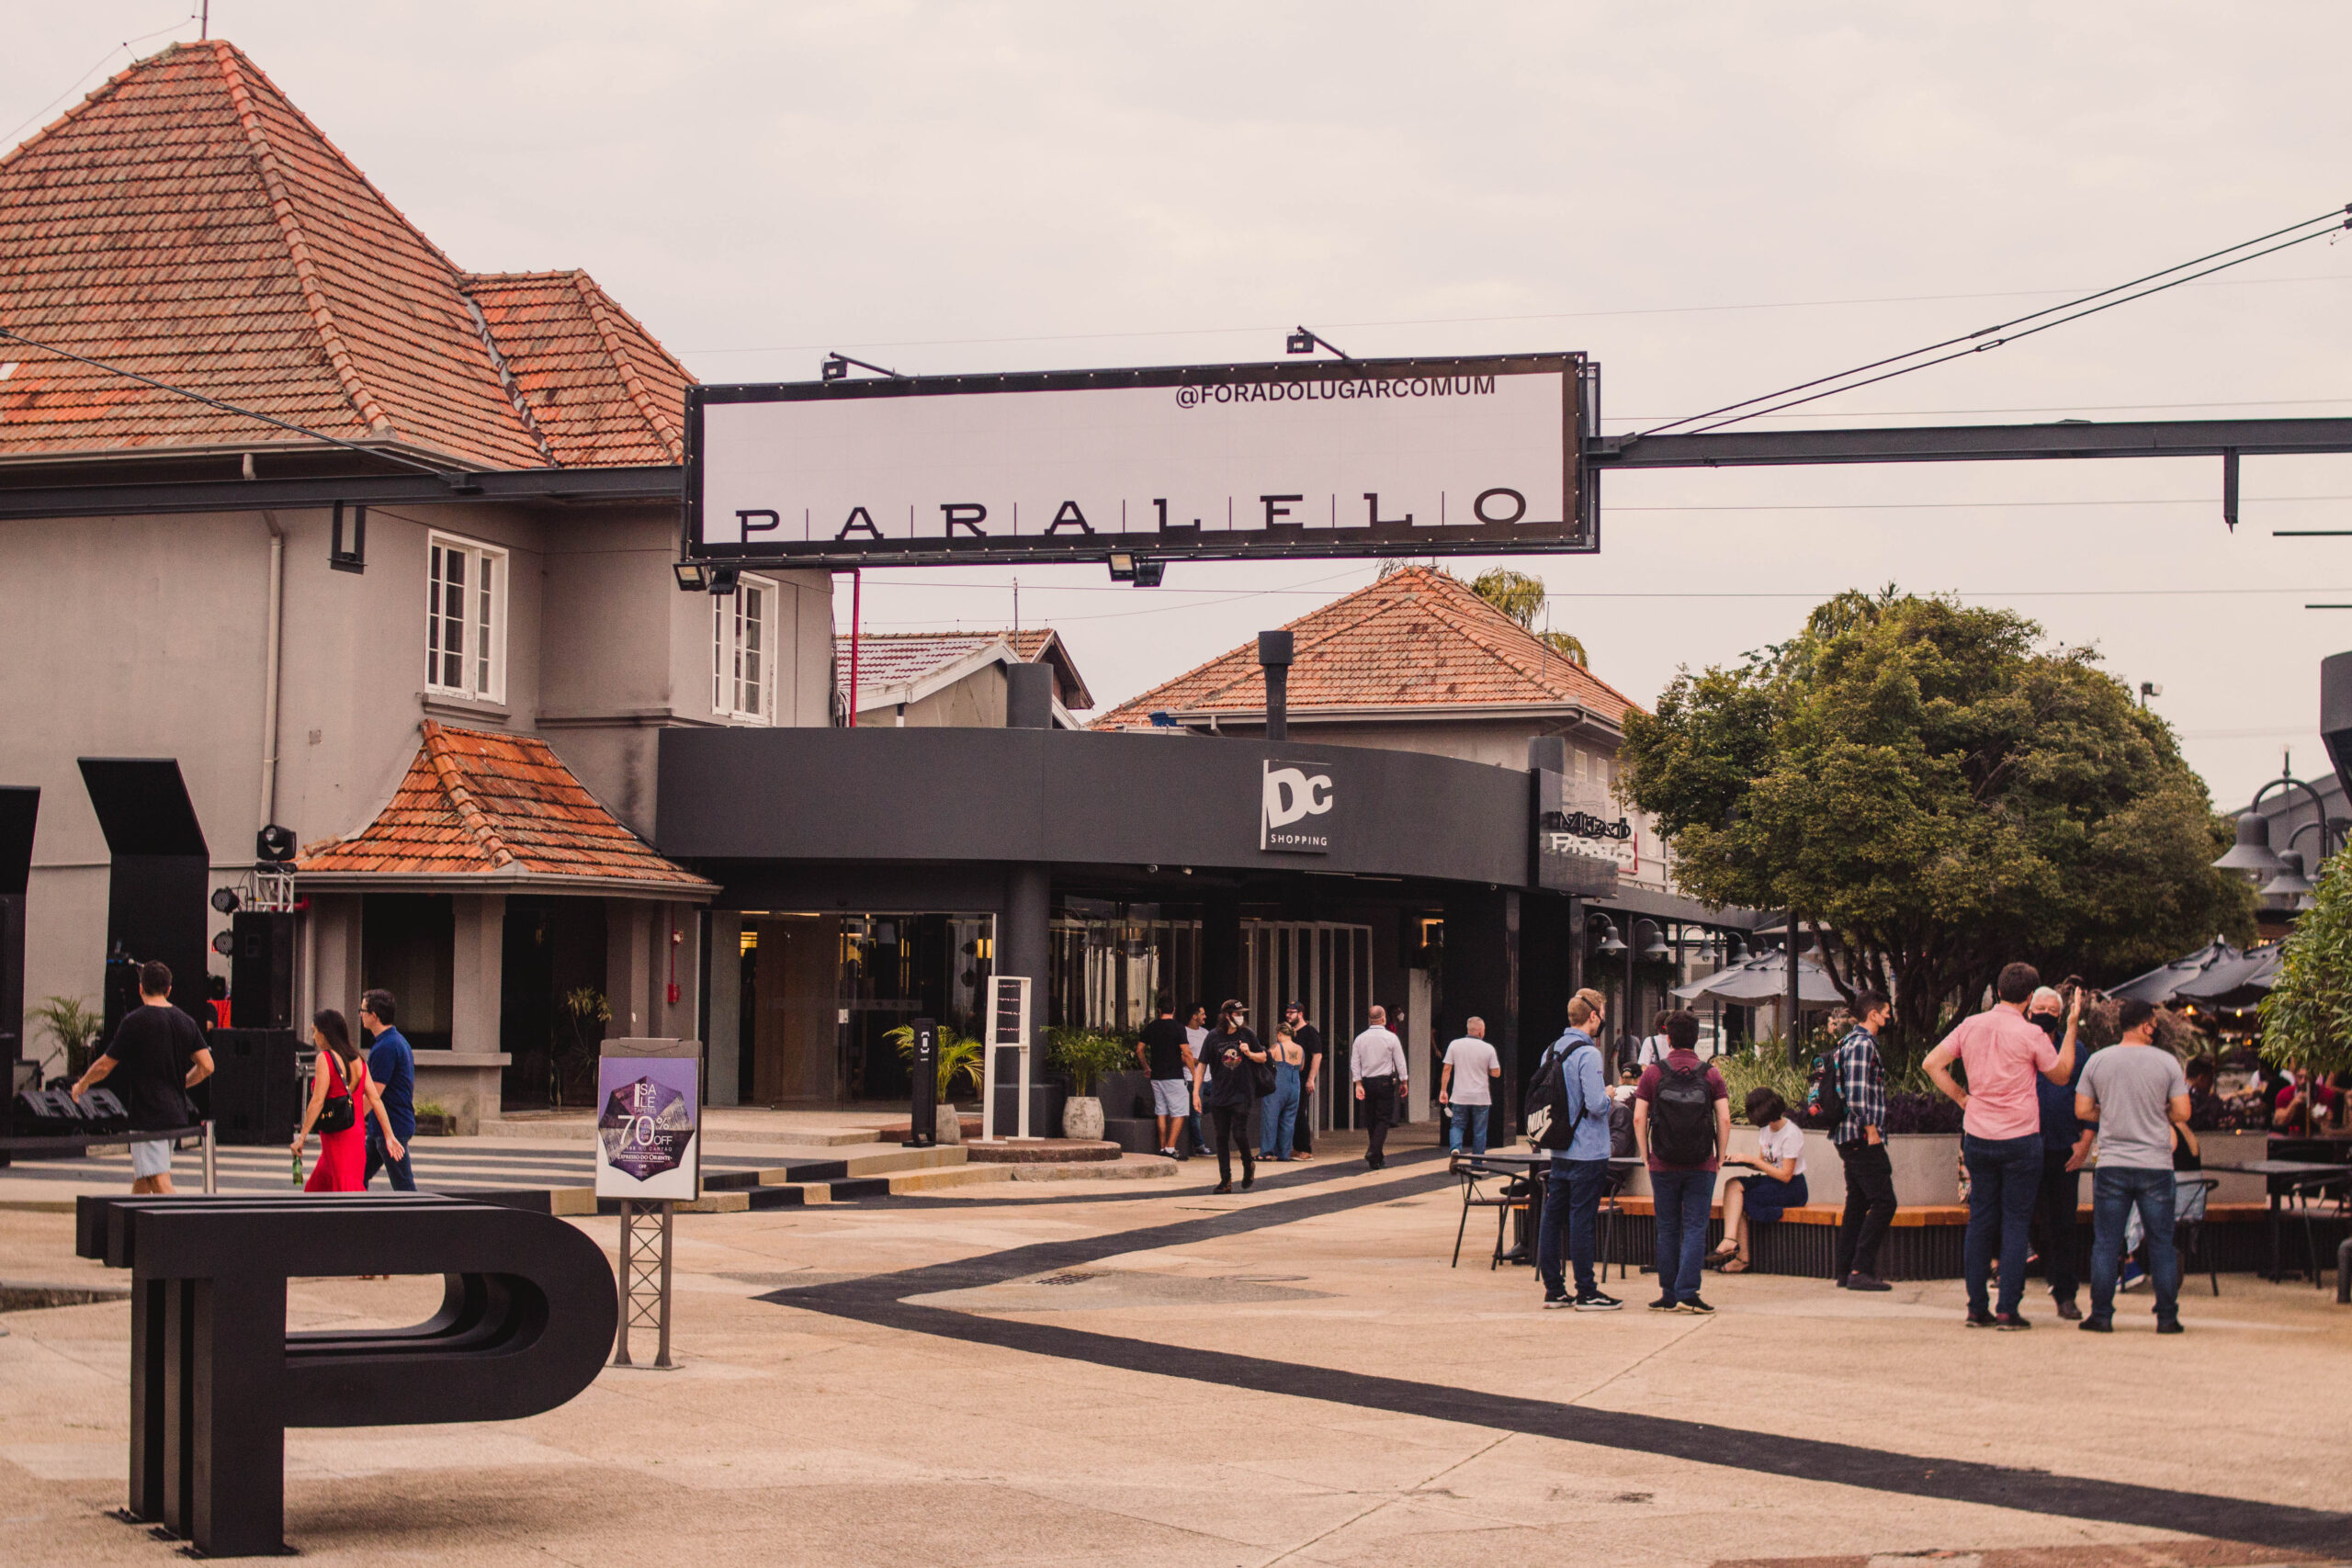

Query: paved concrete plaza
left=3, top=1145, right=2347, bottom=1566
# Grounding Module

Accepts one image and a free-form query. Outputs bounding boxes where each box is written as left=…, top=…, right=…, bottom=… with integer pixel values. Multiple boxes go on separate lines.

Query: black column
left=1200, top=893, right=1241, bottom=1009
left=1441, top=888, right=1520, bottom=1121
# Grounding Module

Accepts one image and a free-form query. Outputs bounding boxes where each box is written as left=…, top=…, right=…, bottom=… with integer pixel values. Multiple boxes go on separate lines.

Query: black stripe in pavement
left=866, top=1145, right=1450, bottom=1208
left=764, top=1172, right=2352, bottom=1554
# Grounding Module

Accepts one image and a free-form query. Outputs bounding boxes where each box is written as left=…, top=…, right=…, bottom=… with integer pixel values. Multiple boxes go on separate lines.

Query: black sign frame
left=684, top=353, right=1595, bottom=569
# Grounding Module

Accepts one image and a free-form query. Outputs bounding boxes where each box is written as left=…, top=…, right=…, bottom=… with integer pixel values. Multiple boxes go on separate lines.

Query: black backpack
left=1649, top=1059, right=1716, bottom=1167
left=1799, top=1043, right=1849, bottom=1132
left=1525, top=1042, right=1597, bottom=1152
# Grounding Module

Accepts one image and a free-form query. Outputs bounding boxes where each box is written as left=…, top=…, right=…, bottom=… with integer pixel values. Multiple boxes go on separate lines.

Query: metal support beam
left=611, top=1200, right=675, bottom=1370
left=0, top=464, right=684, bottom=521
left=1586, top=416, right=2352, bottom=469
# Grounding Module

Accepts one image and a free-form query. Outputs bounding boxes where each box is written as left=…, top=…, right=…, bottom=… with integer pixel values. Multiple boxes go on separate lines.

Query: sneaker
left=1543, top=1293, right=1575, bottom=1309
left=2156, top=1316, right=2184, bottom=1335
left=1647, top=1296, right=1679, bottom=1312
left=1211, top=1182, right=1232, bottom=1194
left=2053, top=1298, right=2082, bottom=1322
left=1994, top=1312, right=2031, bottom=1331
left=1843, top=1272, right=1893, bottom=1292
left=1963, top=1310, right=1999, bottom=1329
left=1678, top=1296, right=1716, bottom=1314
left=1574, top=1292, right=1623, bottom=1312
left=2079, top=1314, right=2113, bottom=1333
left=2120, top=1261, right=2146, bottom=1292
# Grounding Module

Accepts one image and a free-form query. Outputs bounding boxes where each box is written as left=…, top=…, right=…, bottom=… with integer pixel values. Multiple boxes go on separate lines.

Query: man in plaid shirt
left=1832, top=991, right=1897, bottom=1292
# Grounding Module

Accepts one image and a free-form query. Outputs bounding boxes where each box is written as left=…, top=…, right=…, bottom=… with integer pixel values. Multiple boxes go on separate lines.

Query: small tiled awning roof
left=297, top=723, right=713, bottom=899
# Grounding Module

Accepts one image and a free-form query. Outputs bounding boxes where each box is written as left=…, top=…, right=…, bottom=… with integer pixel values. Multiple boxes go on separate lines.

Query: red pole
left=847, top=568, right=862, bottom=728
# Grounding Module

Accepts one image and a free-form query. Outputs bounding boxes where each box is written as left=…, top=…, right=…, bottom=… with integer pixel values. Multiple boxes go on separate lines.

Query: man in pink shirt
left=1924, top=962, right=2079, bottom=1329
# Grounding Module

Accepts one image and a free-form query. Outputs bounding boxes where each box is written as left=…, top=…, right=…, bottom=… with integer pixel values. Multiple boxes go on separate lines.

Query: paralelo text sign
left=685, top=354, right=1591, bottom=569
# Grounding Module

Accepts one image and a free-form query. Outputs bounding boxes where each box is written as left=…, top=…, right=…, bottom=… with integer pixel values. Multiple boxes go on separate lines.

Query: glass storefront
left=1048, top=899, right=1200, bottom=1032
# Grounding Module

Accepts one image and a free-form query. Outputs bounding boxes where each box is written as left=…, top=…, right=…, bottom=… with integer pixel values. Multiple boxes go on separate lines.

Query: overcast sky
left=13, top=3, right=2352, bottom=808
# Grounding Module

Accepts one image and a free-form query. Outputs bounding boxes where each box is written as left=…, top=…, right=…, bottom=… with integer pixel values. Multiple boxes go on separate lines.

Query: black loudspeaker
left=230, top=913, right=295, bottom=1030
left=207, top=1028, right=301, bottom=1146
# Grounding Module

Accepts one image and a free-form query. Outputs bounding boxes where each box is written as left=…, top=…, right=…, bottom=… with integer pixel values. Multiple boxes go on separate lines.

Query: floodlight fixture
left=707, top=566, right=741, bottom=597
left=673, top=560, right=709, bottom=592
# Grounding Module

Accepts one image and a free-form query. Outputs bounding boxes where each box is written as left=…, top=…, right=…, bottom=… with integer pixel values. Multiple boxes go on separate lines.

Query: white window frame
left=424, top=532, right=508, bottom=704
left=712, top=572, right=777, bottom=724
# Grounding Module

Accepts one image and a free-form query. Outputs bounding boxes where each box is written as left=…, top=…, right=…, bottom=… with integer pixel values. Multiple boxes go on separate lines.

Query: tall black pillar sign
left=905, top=1015, right=937, bottom=1147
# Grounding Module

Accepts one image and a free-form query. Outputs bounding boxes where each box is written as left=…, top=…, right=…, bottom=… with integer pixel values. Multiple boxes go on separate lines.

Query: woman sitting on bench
left=1712, top=1089, right=1809, bottom=1273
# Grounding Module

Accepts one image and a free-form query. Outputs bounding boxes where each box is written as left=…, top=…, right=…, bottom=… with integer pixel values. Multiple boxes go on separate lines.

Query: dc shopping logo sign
left=1261, top=760, right=1334, bottom=852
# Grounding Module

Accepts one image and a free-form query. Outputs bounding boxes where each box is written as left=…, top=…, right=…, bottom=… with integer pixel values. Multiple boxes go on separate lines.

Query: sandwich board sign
left=594, top=1037, right=701, bottom=1202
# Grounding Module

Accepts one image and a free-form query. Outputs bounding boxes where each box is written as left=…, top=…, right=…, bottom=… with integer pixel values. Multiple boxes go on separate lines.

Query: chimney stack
left=1259, top=631, right=1294, bottom=744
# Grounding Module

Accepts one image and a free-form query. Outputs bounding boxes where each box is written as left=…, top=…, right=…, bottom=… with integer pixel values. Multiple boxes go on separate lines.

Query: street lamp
left=1588, top=917, right=1625, bottom=957
left=2213, top=755, right=2344, bottom=883
left=1633, top=919, right=1669, bottom=961
left=2260, top=850, right=2317, bottom=910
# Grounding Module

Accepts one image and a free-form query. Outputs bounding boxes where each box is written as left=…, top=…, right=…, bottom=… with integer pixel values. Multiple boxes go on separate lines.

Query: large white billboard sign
left=685, top=355, right=1589, bottom=567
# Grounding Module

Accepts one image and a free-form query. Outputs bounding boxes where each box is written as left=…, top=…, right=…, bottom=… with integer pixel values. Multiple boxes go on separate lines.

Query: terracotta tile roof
left=0, top=40, right=690, bottom=470
left=298, top=722, right=712, bottom=892
left=1091, top=565, right=1637, bottom=730
left=835, top=626, right=1094, bottom=710
left=462, top=271, right=690, bottom=466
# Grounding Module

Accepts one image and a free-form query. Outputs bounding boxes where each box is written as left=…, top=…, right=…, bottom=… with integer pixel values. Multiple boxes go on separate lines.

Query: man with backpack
left=1826, top=990, right=1897, bottom=1292
left=1634, top=1010, right=1731, bottom=1313
left=1533, top=988, right=1621, bottom=1311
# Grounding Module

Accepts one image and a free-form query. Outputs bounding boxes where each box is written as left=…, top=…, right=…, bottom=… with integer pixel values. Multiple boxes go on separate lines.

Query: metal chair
left=2291, top=1171, right=2352, bottom=1289
left=2174, top=1176, right=2221, bottom=1298
left=1450, top=1158, right=1531, bottom=1269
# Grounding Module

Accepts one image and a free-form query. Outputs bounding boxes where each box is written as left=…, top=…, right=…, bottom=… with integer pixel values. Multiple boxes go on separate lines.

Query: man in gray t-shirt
left=2074, top=998, right=2192, bottom=1333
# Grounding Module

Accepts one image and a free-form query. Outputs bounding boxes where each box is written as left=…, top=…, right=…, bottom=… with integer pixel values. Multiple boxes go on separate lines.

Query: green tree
left=2260, top=845, right=2352, bottom=1072
left=1469, top=568, right=1587, bottom=666
left=1619, top=587, right=2252, bottom=1043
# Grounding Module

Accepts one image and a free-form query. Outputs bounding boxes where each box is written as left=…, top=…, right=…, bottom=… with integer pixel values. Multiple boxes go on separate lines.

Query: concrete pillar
left=450, top=894, right=505, bottom=1055
left=606, top=899, right=654, bottom=1038
left=706, top=911, right=741, bottom=1108
left=1442, top=888, right=1521, bottom=1125
left=1001, top=863, right=1049, bottom=1046
left=305, top=895, right=363, bottom=1028
left=658, top=906, right=700, bottom=1048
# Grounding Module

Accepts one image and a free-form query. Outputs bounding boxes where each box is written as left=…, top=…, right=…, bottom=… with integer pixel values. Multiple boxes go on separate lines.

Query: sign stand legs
left=611, top=1200, right=675, bottom=1370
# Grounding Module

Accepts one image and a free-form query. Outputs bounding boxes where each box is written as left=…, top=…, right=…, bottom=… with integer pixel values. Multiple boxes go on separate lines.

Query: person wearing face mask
left=2027, top=986, right=2095, bottom=1321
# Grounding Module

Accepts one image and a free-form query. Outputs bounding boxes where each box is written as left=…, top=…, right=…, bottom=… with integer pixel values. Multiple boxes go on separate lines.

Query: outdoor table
left=2204, top=1159, right=2352, bottom=1280
left=1451, top=1148, right=1641, bottom=1268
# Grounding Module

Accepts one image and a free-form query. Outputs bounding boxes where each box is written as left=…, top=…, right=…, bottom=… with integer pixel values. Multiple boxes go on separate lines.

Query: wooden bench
left=1601, top=1197, right=2284, bottom=1281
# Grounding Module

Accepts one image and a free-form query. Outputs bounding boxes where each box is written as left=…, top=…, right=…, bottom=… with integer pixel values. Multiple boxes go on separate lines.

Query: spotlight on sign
left=707, top=567, right=741, bottom=597
left=1107, top=553, right=1165, bottom=586
left=821, top=355, right=849, bottom=381
left=673, top=560, right=709, bottom=592
left=1285, top=327, right=1317, bottom=355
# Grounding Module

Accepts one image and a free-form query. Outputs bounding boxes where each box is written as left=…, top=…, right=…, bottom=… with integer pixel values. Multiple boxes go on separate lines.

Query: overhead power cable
left=1640, top=205, right=2352, bottom=438
left=0, top=325, right=462, bottom=480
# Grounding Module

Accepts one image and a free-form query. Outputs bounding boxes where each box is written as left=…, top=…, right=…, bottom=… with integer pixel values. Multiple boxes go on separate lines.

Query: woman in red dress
left=292, top=1009, right=403, bottom=1192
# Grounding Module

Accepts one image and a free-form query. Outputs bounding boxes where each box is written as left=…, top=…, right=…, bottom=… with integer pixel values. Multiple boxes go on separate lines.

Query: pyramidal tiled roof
left=0, top=40, right=690, bottom=469
left=298, top=722, right=712, bottom=892
left=1092, top=566, right=1638, bottom=730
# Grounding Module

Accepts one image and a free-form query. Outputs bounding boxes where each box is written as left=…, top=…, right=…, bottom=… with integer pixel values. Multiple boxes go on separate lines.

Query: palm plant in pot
left=1046, top=1027, right=1133, bottom=1142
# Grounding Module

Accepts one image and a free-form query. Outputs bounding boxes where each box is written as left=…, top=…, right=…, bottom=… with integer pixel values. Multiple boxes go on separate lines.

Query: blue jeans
left=1962, top=1133, right=2043, bottom=1316
left=1650, top=1168, right=1717, bottom=1303
left=365, top=1135, right=415, bottom=1192
left=2089, top=1166, right=2180, bottom=1322
left=1259, top=1063, right=1301, bottom=1156
left=1445, top=1102, right=1491, bottom=1156
left=1537, top=1157, right=1610, bottom=1298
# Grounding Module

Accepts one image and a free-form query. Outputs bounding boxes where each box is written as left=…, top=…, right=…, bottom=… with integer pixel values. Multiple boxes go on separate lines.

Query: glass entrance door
left=1240, top=920, right=1373, bottom=1131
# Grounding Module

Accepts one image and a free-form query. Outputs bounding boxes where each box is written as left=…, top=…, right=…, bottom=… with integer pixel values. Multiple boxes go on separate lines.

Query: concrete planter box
left=1617, top=1130, right=1961, bottom=1207
left=411, top=1111, right=457, bottom=1138
left=412, top=1052, right=509, bottom=1137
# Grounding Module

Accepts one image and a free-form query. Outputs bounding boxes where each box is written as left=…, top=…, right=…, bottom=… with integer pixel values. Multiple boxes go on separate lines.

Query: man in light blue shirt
left=1537, top=989, right=1622, bottom=1311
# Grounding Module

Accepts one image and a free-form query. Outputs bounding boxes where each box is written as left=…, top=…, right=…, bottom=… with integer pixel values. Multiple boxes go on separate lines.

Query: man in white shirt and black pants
left=1351, top=1005, right=1408, bottom=1171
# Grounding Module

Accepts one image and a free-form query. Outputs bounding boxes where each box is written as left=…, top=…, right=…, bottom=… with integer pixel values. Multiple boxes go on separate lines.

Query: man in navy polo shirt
left=359, top=987, right=417, bottom=1190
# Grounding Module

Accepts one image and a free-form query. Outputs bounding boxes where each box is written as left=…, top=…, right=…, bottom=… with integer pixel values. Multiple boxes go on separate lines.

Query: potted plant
left=1046, top=1027, right=1132, bottom=1142
left=551, top=987, right=609, bottom=1108
left=412, top=1100, right=457, bottom=1137
left=886, top=1024, right=984, bottom=1143
left=31, top=996, right=103, bottom=1084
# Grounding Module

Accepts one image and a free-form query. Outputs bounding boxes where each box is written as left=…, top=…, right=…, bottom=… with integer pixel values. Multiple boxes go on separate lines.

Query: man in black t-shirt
left=72, top=961, right=214, bottom=1194
left=1135, top=994, right=1193, bottom=1158
left=1191, top=999, right=1267, bottom=1193
left=1283, top=1002, right=1325, bottom=1160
